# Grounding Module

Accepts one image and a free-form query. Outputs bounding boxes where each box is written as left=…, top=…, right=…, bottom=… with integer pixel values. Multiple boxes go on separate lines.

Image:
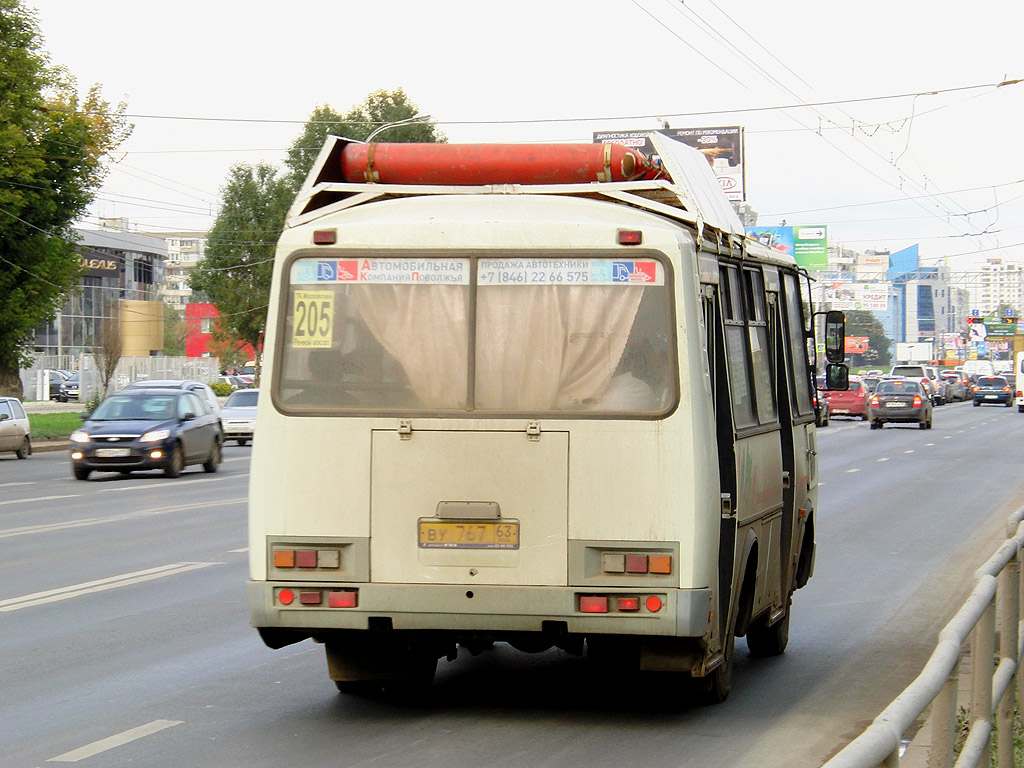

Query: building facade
left=33, top=229, right=166, bottom=357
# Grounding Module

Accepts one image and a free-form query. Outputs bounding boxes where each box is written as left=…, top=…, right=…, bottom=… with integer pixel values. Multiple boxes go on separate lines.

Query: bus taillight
left=579, top=596, right=609, bottom=613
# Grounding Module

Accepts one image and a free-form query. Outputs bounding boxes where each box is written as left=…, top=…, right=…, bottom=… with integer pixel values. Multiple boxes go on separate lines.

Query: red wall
left=184, top=303, right=257, bottom=360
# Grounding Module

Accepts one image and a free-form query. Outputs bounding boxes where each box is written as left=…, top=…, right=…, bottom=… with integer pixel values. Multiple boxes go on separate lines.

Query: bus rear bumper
left=248, top=581, right=712, bottom=641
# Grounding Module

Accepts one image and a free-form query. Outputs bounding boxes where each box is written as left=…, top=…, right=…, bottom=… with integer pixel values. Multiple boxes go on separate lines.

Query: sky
left=24, top=0, right=1024, bottom=274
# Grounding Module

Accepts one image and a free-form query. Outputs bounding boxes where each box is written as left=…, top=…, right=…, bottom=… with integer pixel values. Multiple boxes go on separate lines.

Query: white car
left=220, top=388, right=258, bottom=445
left=0, top=397, right=31, bottom=458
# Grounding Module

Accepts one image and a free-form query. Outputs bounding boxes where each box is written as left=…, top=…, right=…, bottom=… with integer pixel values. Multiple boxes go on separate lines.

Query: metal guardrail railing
left=822, top=506, right=1024, bottom=768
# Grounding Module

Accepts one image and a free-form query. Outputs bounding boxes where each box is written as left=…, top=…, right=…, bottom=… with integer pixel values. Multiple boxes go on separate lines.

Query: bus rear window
left=275, top=254, right=676, bottom=416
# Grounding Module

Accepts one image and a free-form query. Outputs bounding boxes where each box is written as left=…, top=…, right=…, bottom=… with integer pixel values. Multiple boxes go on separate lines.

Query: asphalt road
left=2, top=399, right=1023, bottom=768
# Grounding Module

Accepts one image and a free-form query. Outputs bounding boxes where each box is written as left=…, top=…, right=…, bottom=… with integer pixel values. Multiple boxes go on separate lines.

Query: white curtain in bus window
left=725, top=326, right=757, bottom=428
left=748, top=326, right=777, bottom=423
left=475, top=258, right=667, bottom=412
left=285, top=257, right=470, bottom=408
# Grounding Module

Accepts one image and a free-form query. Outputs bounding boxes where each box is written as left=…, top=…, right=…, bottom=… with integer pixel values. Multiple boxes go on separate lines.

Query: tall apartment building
left=971, top=258, right=1024, bottom=314
left=157, top=232, right=207, bottom=310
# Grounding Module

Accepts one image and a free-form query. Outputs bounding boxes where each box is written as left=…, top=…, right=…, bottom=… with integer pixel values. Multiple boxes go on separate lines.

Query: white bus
left=248, top=135, right=847, bottom=702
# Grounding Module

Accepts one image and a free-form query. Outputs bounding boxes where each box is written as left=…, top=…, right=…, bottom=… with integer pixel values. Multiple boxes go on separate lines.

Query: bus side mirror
left=824, top=310, right=846, bottom=364
left=825, top=363, right=849, bottom=391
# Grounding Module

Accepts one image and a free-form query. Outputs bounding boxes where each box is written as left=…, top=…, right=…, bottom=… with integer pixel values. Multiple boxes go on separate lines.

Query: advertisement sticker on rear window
left=477, top=258, right=664, bottom=286
left=291, top=257, right=470, bottom=285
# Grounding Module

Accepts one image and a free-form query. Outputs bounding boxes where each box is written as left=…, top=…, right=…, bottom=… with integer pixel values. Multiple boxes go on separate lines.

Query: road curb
left=31, top=441, right=69, bottom=454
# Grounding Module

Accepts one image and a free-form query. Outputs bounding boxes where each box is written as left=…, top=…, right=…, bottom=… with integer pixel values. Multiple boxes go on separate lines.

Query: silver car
left=220, top=388, right=258, bottom=445
left=0, top=397, right=31, bottom=458
left=124, top=379, right=221, bottom=416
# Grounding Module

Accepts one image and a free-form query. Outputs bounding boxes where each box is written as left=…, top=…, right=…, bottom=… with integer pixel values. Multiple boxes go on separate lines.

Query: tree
left=0, top=0, right=131, bottom=396
left=284, top=89, right=446, bottom=189
left=162, top=303, right=187, bottom=356
left=94, top=298, right=122, bottom=397
left=845, top=310, right=893, bottom=368
left=187, top=163, right=293, bottom=383
left=193, top=89, right=443, bottom=384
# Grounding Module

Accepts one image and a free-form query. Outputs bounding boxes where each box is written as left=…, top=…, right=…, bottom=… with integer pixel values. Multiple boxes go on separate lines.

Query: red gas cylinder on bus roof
left=339, top=143, right=660, bottom=185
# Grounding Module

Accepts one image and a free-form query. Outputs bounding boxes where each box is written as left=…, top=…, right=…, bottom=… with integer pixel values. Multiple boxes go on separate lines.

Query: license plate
left=985, top=394, right=998, bottom=399
left=418, top=520, right=519, bottom=549
left=833, top=409, right=849, bottom=414
left=96, top=447, right=131, bottom=457
left=886, top=402, right=907, bottom=408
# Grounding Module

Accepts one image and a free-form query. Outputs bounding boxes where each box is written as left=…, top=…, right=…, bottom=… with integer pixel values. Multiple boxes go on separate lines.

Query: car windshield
left=90, top=394, right=178, bottom=421
left=877, top=381, right=919, bottom=395
left=225, top=390, right=258, bottom=408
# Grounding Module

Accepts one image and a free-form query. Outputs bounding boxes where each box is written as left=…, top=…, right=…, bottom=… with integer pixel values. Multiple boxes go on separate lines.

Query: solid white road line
left=48, top=719, right=183, bottom=762
left=0, top=562, right=218, bottom=612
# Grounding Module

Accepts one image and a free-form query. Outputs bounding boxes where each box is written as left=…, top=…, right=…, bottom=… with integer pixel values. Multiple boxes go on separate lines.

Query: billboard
left=845, top=336, right=870, bottom=355
left=593, top=126, right=745, bottom=201
left=856, top=252, right=889, bottom=282
left=744, top=225, right=829, bottom=270
left=823, top=282, right=889, bottom=311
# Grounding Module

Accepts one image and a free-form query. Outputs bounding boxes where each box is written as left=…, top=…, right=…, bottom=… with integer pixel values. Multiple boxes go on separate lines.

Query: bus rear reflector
left=277, top=588, right=295, bottom=606
left=645, top=596, right=663, bottom=612
left=617, top=229, right=643, bottom=245
left=649, top=555, right=672, bottom=574
left=273, top=549, right=296, bottom=568
left=625, top=554, right=649, bottom=573
left=579, top=596, right=609, bottom=613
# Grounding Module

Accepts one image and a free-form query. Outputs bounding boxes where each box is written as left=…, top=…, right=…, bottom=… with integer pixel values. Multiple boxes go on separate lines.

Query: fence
left=21, top=354, right=221, bottom=403
left=822, top=506, right=1024, bottom=768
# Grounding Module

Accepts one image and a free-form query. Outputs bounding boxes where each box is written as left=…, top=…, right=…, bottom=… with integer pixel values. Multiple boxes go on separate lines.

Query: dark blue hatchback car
left=69, top=388, right=223, bottom=480
left=972, top=375, right=1013, bottom=407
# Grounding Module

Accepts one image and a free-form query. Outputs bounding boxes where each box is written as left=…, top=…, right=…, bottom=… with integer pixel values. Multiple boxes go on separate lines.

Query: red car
left=823, top=377, right=869, bottom=420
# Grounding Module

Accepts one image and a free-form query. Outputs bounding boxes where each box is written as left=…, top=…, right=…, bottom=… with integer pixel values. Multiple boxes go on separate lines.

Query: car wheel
left=237, top=438, right=248, bottom=446
left=1019, top=405, right=1024, bottom=413
left=164, top=443, right=184, bottom=478
left=72, top=465, right=91, bottom=481
left=203, top=440, right=222, bottom=473
left=1007, top=401, right=1013, bottom=407
left=15, top=436, right=30, bottom=459
left=974, top=400, right=980, bottom=407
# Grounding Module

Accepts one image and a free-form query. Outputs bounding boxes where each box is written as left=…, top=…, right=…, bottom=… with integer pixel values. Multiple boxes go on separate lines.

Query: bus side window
left=780, top=272, right=813, bottom=418
left=722, top=264, right=757, bottom=429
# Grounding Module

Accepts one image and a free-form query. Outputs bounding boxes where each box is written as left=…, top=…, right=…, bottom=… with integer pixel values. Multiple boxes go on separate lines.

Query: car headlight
left=140, top=428, right=171, bottom=443
left=70, top=430, right=90, bottom=443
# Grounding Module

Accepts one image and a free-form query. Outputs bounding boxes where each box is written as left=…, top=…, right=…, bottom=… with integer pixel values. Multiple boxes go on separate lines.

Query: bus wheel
left=694, top=640, right=733, bottom=705
left=746, top=601, right=791, bottom=658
